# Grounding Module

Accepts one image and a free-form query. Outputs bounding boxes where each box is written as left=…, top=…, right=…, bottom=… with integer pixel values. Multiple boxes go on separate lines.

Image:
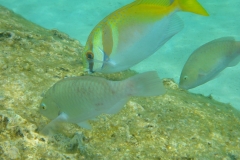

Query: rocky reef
left=0, top=5, right=240, bottom=159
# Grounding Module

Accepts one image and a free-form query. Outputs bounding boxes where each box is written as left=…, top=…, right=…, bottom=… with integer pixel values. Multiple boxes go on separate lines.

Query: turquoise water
left=1, top=0, right=240, bottom=110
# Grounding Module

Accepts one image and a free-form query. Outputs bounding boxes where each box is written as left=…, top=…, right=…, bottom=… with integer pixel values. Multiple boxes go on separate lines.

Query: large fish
left=83, top=0, right=209, bottom=73
left=179, top=37, right=240, bottom=90
left=39, top=71, right=165, bottom=134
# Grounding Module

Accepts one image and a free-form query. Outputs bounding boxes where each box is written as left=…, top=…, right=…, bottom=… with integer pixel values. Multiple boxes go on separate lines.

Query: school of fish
left=39, top=0, right=232, bottom=133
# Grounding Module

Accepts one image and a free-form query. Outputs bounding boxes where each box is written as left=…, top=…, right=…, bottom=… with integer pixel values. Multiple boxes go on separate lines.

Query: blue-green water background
left=1, top=0, right=240, bottom=110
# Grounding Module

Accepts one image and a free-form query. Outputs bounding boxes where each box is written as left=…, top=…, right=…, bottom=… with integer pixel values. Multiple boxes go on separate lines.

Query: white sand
left=0, top=0, right=239, bottom=110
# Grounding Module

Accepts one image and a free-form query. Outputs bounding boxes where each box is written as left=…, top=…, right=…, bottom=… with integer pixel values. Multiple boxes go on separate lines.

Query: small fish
left=39, top=71, right=165, bottom=133
left=83, top=0, right=209, bottom=73
left=179, top=37, right=240, bottom=89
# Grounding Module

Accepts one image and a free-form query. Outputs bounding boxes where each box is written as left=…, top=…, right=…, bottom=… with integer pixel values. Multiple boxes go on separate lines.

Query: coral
left=0, top=5, right=240, bottom=160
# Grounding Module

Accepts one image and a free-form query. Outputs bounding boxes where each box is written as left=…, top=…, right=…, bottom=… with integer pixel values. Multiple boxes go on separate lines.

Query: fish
left=83, top=0, right=209, bottom=73
left=179, top=37, right=240, bottom=90
left=39, top=71, right=165, bottom=134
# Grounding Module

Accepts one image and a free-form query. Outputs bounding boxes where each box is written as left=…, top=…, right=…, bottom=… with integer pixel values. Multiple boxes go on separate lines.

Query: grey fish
left=179, top=37, right=240, bottom=89
left=39, top=71, right=165, bottom=133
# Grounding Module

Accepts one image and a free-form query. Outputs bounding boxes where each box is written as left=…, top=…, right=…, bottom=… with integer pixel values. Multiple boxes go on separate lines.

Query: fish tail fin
left=177, top=0, right=209, bottom=16
left=125, top=71, right=165, bottom=97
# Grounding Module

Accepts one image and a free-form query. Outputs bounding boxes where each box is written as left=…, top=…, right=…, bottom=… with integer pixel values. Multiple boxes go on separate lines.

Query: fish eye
left=183, top=76, right=188, bottom=80
left=40, top=103, right=47, bottom=110
left=86, top=51, right=94, bottom=60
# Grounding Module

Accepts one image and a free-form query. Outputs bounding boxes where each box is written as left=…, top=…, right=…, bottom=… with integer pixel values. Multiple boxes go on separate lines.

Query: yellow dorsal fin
left=135, top=0, right=209, bottom=16
left=135, top=0, right=174, bottom=6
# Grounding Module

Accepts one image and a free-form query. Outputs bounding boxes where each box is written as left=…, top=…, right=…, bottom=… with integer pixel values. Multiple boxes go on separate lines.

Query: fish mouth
left=179, top=84, right=190, bottom=90
left=88, top=60, right=94, bottom=73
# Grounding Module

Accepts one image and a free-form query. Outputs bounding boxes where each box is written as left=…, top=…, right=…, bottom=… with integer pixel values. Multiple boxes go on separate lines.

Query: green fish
left=39, top=71, right=165, bottom=134
left=179, top=37, right=240, bottom=89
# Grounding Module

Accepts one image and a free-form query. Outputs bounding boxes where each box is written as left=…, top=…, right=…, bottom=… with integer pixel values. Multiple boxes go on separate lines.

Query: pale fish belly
left=95, top=13, right=183, bottom=73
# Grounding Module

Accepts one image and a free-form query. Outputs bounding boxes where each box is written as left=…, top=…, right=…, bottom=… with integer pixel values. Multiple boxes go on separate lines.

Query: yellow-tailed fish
left=39, top=71, right=165, bottom=134
left=83, top=0, right=209, bottom=73
left=179, top=37, right=240, bottom=90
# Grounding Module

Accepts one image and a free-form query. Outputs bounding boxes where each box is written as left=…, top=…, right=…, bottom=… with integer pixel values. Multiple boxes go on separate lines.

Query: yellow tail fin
left=178, top=0, right=209, bottom=16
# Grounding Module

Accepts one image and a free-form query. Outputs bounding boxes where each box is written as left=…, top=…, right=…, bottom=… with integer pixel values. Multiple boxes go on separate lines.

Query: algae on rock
left=0, top=5, right=240, bottom=160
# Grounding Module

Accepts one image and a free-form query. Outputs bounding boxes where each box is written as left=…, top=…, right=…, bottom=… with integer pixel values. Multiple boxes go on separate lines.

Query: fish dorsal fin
left=211, top=37, right=235, bottom=43
left=135, top=0, right=173, bottom=6
left=198, top=68, right=221, bottom=82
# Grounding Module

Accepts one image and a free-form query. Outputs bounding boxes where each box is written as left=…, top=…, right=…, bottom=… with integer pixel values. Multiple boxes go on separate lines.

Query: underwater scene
left=0, top=0, right=240, bottom=159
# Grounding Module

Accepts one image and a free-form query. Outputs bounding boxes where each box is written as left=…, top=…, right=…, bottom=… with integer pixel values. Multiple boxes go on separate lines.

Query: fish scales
left=39, top=71, right=165, bottom=133
left=179, top=37, right=240, bottom=89
left=49, top=77, right=127, bottom=115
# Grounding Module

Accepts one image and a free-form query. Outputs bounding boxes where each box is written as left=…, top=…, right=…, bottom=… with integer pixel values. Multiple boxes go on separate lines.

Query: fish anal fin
left=77, top=121, right=92, bottom=130
left=106, top=98, right=128, bottom=114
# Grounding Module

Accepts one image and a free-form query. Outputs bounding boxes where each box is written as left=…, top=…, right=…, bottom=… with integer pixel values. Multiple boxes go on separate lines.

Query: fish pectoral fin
left=198, top=68, right=207, bottom=78
left=106, top=98, right=129, bottom=115
left=98, top=47, right=117, bottom=66
left=198, top=69, right=222, bottom=81
left=198, top=72, right=206, bottom=78
left=99, top=47, right=109, bottom=62
left=77, top=121, right=92, bottom=130
left=40, top=112, right=69, bottom=135
left=93, top=58, right=116, bottom=66
left=92, top=47, right=116, bottom=72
